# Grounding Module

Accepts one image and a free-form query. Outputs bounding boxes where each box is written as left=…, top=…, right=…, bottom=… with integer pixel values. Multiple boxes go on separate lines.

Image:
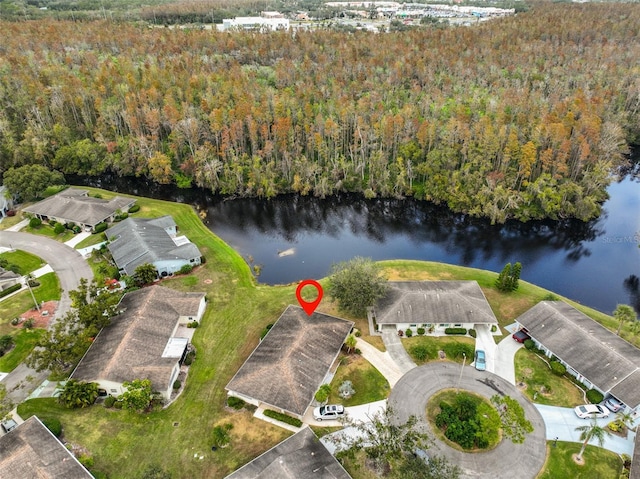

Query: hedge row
left=263, top=409, right=303, bottom=427
left=444, top=328, right=467, bottom=335
left=0, top=283, right=22, bottom=298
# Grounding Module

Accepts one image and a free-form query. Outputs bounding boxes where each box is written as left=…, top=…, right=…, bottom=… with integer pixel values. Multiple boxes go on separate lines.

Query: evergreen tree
left=509, top=262, right=522, bottom=291
left=495, top=263, right=512, bottom=292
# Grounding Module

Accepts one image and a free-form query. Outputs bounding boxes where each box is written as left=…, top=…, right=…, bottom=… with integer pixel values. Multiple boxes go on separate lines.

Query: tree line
left=1, top=3, right=639, bottom=223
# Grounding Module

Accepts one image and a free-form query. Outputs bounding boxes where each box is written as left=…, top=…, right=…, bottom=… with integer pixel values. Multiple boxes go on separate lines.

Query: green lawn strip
left=0, top=273, right=60, bottom=335
left=538, top=441, right=623, bottom=479
left=0, top=214, right=25, bottom=231
left=404, top=335, right=475, bottom=365
left=0, top=249, right=44, bottom=274
left=0, top=328, right=46, bottom=372
left=327, top=354, right=390, bottom=406
left=23, top=223, right=75, bottom=242
left=514, top=349, right=584, bottom=407
left=75, top=232, right=107, bottom=249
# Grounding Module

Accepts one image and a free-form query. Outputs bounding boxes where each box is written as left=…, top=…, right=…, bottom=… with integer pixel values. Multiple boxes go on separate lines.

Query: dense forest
left=1, top=3, right=639, bottom=223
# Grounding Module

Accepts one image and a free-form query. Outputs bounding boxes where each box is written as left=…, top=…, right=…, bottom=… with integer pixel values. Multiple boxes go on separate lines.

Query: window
left=190, top=258, right=195, bottom=263
left=439, top=324, right=449, bottom=328
left=454, top=324, right=462, bottom=328
left=110, top=389, right=117, bottom=393
left=410, top=324, right=417, bottom=328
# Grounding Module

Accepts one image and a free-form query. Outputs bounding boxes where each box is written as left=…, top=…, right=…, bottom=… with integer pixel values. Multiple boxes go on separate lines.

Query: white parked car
left=313, top=404, right=345, bottom=421
left=574, top=404, right=610, bottom=419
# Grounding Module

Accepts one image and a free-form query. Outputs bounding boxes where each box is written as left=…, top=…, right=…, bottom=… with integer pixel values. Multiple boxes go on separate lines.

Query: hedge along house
left=515, top=301, right=640, bottom=413
left=107, top=216, right=202, bottom=278
left=225, top=305, right=353, bottom=420
left=70, top=285, right=206, bottom=401
left=373, top=281, right=499, bottom=334
left=22, top=188, right=135, bottom=232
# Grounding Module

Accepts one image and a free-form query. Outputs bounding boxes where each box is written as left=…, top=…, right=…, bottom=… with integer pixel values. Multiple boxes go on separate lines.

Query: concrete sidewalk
left=355, top=338, right=404, bottom=387
left=535, top=404, right=636, bottom=456
left=64, top=231, right=91, bottom=248
left=380, top=328, right=417, bottom=374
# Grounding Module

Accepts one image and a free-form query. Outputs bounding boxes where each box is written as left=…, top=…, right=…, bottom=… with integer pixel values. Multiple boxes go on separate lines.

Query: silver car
left=313, top=404, right=345, bottom=421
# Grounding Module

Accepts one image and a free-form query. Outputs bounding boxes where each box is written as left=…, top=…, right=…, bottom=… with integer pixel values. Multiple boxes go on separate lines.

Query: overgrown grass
left=0, top=250, right=44, bottom=274
left=0, top=328, right=46, bottom=372
left=0, top=273, right=60, bottom=335
left=328, top=354, right=390, bottom=406
left=514, top=349, right=585, bottom=407
left=404, top=335, right=475, bottom=365
left=537, top=441, right=623, bottom=479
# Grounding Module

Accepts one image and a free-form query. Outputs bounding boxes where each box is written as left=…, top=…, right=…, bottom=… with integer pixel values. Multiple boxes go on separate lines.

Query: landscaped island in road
left=6, top=187, right=628, bottom=479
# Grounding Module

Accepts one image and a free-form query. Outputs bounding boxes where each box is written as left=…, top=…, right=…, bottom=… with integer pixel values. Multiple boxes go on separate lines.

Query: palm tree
left=614, top=304, right=637, bottom=336
left=345, top=334, right=357, bottom=354
left=58, top=380, right=99, bottom=409
left=614, top=410, right=635, bottom=432
left=575, top=418, right=612, bottom=461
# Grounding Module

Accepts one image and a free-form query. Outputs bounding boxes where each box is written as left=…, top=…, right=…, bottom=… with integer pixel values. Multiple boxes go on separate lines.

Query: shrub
left=78, top=455, right=94, bottom=469
left=491, top=325, right=497, bottom=332
left=118, top=212, right=129, bottom=220
left=28, top=279, right=40, bottom=287
left=178, top=264, right=194, bottom=275
left=586, top=389, right=604, bottom=404
left=410, top=344, right=431, bottom=362
left=113, top=400, right=123, bottom=409
left=550, top=361, right=566, bottom=376
left=608, top=421, right=621, bottom=432
left=29, top=217, right=42, bottom=228
left=354, top=329, right=362, bottom=337
left=354, top=348, right=361, bottom=355
left=73, top=226, right=81, bottom=234
left=187, top=321, right=199, bottom=328
left=260, top=324, right=274, bottom=340
left=48, top=219, right=57, bottom=226
left=211, top=423, right=233, bottom=448
left=0, top=283, right=22, bottom=298
left=22, top=318, right=34, bottom=330
left=53, top=223, right=65, bottom=234
left=65, top=222, right=76, bottom=230
left=128, top=204, right=140, bottom=213
left=444, top=327, right=467, bottom=335
left=10, top=317, right=20, bottom=326
left=227, top=396, right=246, bottom=410
left=315, top=384, right=331, bottom=403
left=468, top=329, right=477, bottom=338
left=405, top=328, right=413, bottom=337
left=263, top=409, right=303, bottom=427
left=173, top=380, right=181, bottom=390
left=524, top=339, right=536, bottom=350
left=41, top=417, right=62, bottom=437
left=94, top=222, right=108, bottom=233
left=0, top=335, right=14, bottom=355
left=417, top=327, right=425, bottom=335
left=104, top=396, right=116, bottom=408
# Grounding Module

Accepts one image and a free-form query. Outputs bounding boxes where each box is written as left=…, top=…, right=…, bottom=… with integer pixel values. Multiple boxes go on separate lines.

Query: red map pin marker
left=296, top=279, right=323, bottom=316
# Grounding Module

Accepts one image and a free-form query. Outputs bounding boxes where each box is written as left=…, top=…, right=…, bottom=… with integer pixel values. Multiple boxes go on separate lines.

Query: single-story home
left=0, top=416, right=94, bottom=478
left=515, top=301, right=640, bottom=412
left=225, top=426, right=351, bottom=479
left=107, top=216, right=202, bottom=277
left=71, top=285, right=206, bottom=400
left=0, top=267, right=21, bottom=291
left=22, top=188, right=135, bottom=232
left=0, top=185, right=13, bottom=218
left=373, top=281, right=499, bottom=334
left=226, top=305, right=353, bottom=419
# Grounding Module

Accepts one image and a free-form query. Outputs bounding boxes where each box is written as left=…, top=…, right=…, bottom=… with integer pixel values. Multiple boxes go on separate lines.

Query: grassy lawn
left=404, top=335, right=476, bottom=365
left=0, top=273, right=60, bottom=335
left=514, top=349, right=585, bottom=407
left=23, top=223, right=76, bottom=242
left=0, top=249, right=44, bottom=274
left=75, top=232, right=107, bottom=249
left=0, top=214, right=25, bottom=230
left=0, top=328, right=46, bottom=372
left=12, top=186, right=622, bottom=479
left=537, top=441, right=623, bottom=479
left=328, top=354, right=390, bottom=406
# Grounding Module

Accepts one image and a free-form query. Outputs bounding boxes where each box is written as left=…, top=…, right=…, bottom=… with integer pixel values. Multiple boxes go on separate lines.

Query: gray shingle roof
left=226, top=306, right=353, bottom=418
left=631, top=428, right=640, bottom=479
left=225, top=427, right=351, bottom=479
left=375, top=281, right=498, bottom=325
left=23, top=188, right=134, bottom=227
left=516, top=301, right=640, bottom=408
left=0, top=416, right=94, bottom=478
left=107, top=216, right=201, bottom=275
left=0, top=267, right=20, bottom=281
left=71, top=286, right=205, bottom=391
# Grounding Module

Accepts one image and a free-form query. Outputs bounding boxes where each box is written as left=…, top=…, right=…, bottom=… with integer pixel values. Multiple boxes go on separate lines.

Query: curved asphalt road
left=0, top=231, right=93, bottom=404
left=389, top=362, right=547, bottom=479
left=0, top=231, right=93, bottom=322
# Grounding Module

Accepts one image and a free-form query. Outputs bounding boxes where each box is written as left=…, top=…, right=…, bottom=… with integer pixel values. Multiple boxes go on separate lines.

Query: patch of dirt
left=15, top=301, right=58, bottom=329
left=517, top=382, right=528, bottom=391
left=522, top=367, right=533, bottom=378
left=572, top=453, right=585, bottom=465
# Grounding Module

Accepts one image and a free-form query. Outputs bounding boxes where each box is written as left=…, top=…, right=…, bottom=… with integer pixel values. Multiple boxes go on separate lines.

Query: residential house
left=0, top=185, right=13, bottom=218
left=373, top=281, right=499, bottom=334
left=22, top=188, right=135, bottom=231
left=71, top=285, right=206, bottom=400
left=0, top=267, right=21, bottom=291
left=107, top=216, right=202, bottom=278
left=226, top=305, right=353, bottom=419
left=515, top=301, right=640, bottom=412
left=225, top=427, right=351, bottom=479
left=0, top=416, right=94, bottom=478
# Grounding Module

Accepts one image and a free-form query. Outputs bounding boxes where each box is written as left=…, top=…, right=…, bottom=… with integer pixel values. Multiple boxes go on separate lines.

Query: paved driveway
left=535, top=404, right=636, bottom=455
left=389, top=362, right=547, bottom=479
